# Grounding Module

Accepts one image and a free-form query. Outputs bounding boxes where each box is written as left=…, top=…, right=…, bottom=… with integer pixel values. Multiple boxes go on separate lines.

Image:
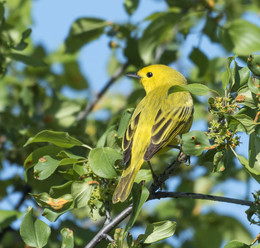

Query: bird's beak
left=125, top=72, right=141, bottom=79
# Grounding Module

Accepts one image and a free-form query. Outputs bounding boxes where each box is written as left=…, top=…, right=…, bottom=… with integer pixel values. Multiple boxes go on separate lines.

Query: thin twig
left=85, top=205, right=133, bottom=248
left=152, top=191, right=253, bottom=206
left=101, top=233, right=114, bottom=243
left=76, top=62, right=130, bottom=121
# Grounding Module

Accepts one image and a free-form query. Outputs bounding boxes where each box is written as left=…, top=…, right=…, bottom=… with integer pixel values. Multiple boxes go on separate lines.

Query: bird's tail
left=112, top=161, right=142, bottom=204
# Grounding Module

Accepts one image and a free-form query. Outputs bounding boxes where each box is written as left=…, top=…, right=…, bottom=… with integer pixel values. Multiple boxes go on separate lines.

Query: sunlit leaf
left=224, top=240, right=250, bottom=248
left=88, top=147, right=121, bottom=178
left=71, top=179, right=94, bottom=208
left=34, top=155, right=60, bottom=180
left=168, top=83, right=210, bottom=96
left=247, top=54, right=260, bottom=77
left=117, top=108, right=134, bottom=138
left=179, top=131, right=210, bottom=156
left=220, top=19, right=260, bottom=55
left=20, top=208, right=51, bottom=248
left=61, top=228, right=74, bottom=248
left=24, top=130, right=83, bottom=148
left=143, top=220, right=176, bottom=243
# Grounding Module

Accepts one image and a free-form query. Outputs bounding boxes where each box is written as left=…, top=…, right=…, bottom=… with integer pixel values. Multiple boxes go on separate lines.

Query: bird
left=112, top=64, right=194, bottom=204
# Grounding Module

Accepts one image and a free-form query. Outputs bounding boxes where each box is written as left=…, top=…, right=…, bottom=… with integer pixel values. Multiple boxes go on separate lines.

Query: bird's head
left=126, top=64, right=187, bottom=94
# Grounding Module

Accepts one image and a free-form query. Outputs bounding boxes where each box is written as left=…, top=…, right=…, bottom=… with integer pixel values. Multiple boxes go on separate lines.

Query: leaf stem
left=82, top=144, right=93, bottom=150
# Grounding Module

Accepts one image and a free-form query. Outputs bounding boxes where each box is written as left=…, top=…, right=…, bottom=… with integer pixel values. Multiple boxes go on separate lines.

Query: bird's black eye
left=146, top=72, right=153, bottom=78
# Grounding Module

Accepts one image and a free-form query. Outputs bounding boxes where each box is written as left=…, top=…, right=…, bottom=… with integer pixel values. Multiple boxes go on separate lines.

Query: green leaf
left=73, top=164, right=88, bottom=176
left=34, top=155, right=60, bottom=180
left=7, top=53, right=47, bottom=67
left=124, top=0, right=139, bottom=15
left=138, top=11, right=181, bottom=63
left=213, top=151, right=225, bottom=172
left=0, top=210, right=23, bottom=231
left=88, top=147, right=121, bottom=178
left=32, top=193, right=74, bottom=222
left=231, top=114, right=260, bottom=134
left=221, top=69, right=230, bottom=90
left=220, top=19, right=260, bottom=55
left=24, top=130, right=83, bottom=148
left=168, top=83, right=210, bottom=96
left=49, top=181, right=73, bottom=198
left=179, top=131, right=210, bottom=156
left=65, top=18, right=108, bottom=53
left=248, top=76, right=260, bottom=95
left=125, top=183, right=149, bottom=233
left=71, top=179, right=94, bottom=208
left=97, top=125, right=117, bottom=148
left=189, top=48, right=209, bottom=77
left=236, top=87, right=258, bottom=109
left=42, top=206, right=74, bottom=222
left=247, top=54, right=260, bottom=77
left=235, top=154, right=260, bottom=183
left=117, top=108, right=134, bottom=138
left=61, top=228, right=74, bottom=248
left=135, top=169, right=153, bottom=184
left=20, top=208, right=51, bottom=248
left=231, top=66, right=250, bottom=92
left=249, top=133, right=260, bottom=175
left=143, top=220, right=176, bottom=244
left=224, top=240, right=250, bottom=248
left=24, top=145, right=62, bottom=170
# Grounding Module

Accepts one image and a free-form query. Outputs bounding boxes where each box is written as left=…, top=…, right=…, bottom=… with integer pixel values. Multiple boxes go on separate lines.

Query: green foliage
left=61, top=228, right=74, bottom=248
left=20, top=208, right=51, bottom=248
left=142, top=220, right=176, bottom=244
left=2, top=0, right=260, bottom=247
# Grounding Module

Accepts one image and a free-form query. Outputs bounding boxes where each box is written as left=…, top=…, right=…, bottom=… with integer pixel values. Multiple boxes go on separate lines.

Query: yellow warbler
left=112, top=64, right=194, bottom=204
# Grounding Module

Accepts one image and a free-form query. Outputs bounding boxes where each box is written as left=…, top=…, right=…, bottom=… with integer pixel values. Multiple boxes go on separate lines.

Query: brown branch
left=85, top=205, right=133, bottom=248
left=76, top=62, right=130, bottom=121
left=152, top=191, right=253, bottom=206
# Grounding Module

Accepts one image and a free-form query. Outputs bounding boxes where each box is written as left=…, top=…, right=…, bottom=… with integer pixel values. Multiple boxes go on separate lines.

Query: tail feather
left=112, top=163, right=142, bottom=204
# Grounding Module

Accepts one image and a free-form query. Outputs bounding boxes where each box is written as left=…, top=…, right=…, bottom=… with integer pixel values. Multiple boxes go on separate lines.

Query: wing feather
left=122, top=112, right=141, bottom=164
left=144, top=93, right=193, bottom=161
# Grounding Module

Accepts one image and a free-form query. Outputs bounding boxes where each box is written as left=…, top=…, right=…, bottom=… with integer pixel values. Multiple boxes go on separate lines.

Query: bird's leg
left=147, top=161, right=158, bottom=182
left=178, top=151, right=190, bottom=165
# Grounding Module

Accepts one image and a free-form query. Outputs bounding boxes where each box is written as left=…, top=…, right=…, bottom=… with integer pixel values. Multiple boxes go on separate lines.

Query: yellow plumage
left=112, top=64, right=194, bottom=204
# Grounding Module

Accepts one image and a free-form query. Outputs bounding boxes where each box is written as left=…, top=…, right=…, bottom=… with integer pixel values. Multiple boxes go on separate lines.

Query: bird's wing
left=122, top=107, right=142, bottom=164
left=143, top=92, right=193, bottom=161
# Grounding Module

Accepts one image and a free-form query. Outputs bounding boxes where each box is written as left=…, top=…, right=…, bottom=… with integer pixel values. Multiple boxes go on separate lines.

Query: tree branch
left=151, top=191, right=253, bottom=206
left=76, top=62, right=130, bottom=121
left=85, top=205, right=133, bottom=248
